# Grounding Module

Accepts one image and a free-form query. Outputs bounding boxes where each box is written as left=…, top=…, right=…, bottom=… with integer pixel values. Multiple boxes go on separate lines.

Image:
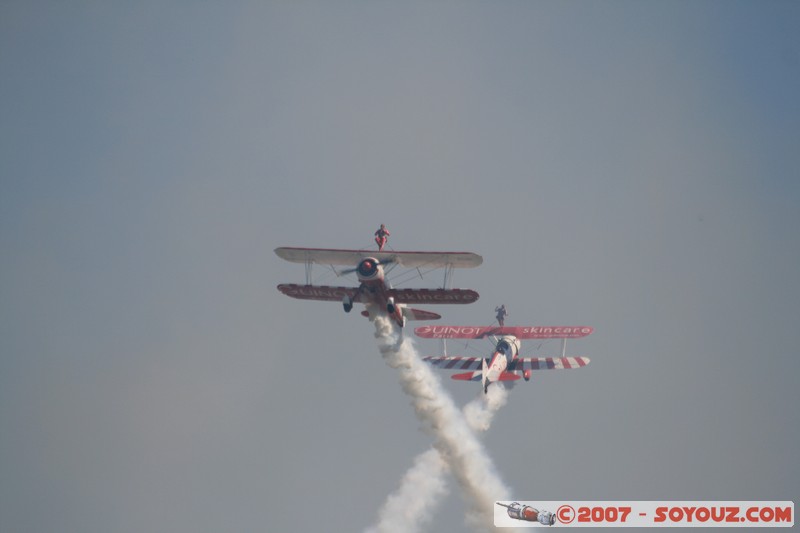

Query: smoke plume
left=367, top=384, right=510, bottom=533
left=368, top=315, right=512, bottom=531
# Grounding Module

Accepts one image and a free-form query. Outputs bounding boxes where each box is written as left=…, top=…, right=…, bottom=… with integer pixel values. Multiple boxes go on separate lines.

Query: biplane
left=275, top=247, right=483, bottom=328
left=415, top=325, right=593, bottom=393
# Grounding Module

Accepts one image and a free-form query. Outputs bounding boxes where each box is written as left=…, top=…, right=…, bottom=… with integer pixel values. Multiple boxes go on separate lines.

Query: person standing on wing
left=374, top=224, right=390, bottom=251
left=495, top=304, right=508, bottom=326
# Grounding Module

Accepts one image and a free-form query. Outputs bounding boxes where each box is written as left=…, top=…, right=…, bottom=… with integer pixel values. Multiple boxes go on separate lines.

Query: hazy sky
left=1, top=2, right=798, bottom=532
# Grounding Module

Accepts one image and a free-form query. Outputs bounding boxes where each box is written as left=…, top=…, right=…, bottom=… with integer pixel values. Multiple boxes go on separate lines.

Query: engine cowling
left=356, top=257, right=384, bottom=282
left=496, top=336, right=520, bottom=358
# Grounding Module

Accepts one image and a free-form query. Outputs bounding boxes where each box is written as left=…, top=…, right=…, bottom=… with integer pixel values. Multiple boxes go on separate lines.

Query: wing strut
left=443, top=263, right=455, bottom=289
left=561, top=338, right=567, bottom=359
left=305, top=259, right=312, bottom=285
left=439, top=261, right=453, bottom=357
left=328, top=264, right=340, bottom=278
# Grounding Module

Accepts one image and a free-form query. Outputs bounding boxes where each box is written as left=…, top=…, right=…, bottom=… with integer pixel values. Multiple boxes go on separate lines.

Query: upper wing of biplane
left=415, top=325, right=593, bottom=339
left=275, top=247, right=483, bottom=268
left=422, top=356, right=591, bottom=371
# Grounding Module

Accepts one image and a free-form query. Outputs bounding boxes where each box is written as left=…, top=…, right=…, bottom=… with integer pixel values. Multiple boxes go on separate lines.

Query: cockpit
left=497, top=340, right=512, bottom=355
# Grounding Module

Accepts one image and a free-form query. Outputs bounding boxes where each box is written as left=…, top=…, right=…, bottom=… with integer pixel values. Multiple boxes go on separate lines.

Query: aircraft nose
left=357, top=258, right=380, bottom=277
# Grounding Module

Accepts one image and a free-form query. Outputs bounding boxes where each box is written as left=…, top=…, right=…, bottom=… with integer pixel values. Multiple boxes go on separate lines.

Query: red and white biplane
left=275, top=247, right=483, bottom=328
left=415, top=325, right=593, bottom=393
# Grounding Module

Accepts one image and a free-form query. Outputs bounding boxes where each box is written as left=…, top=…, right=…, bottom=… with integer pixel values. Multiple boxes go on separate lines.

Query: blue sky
left=1, top=2, right=798, bottom=532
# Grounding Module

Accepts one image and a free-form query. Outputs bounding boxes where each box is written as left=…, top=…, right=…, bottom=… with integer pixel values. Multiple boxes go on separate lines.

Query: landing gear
left=342, top=295, right=353, bottom=313
left=386, top=297, right=396, bottom=315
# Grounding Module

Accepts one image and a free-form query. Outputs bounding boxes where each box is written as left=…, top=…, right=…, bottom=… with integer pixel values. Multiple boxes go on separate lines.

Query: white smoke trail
left=464, top=384, right=510, bottom=433
left=367, top=385, right=510, bottom=533
left=369, top=315, right=512, bottom=531
left=365, top=448, right=448, bottom=533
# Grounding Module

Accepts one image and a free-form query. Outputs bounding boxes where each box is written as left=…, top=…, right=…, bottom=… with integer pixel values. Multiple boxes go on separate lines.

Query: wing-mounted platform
left=415, top=325, right=593, bottom=339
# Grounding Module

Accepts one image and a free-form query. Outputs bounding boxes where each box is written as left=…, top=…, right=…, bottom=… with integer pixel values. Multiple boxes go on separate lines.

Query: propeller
left=337, top=257, right=396, bottom=276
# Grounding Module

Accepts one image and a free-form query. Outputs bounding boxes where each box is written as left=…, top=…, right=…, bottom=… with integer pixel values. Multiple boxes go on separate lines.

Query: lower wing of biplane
left=276, top=284, right=479, bottom=321
left=423, top=355, right=591, bottom=382
left=424, top=354, right=590, bottom=394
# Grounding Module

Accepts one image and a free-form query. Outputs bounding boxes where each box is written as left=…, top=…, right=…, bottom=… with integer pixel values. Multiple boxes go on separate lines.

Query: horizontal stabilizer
left=275, top=247, right=482, bottom=268
left=497, top=372, right=521, bottom=381
left=387, top=288, right=479, bottom=305
left=415, top=325, right=593, bottom=339
left=360, top=309, right=440, bottom=321
left=277, top=284, right=359, bottom=302
left=451, top=372, right=481, bottom=381
left=403, top=308, right=442, bottom=321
